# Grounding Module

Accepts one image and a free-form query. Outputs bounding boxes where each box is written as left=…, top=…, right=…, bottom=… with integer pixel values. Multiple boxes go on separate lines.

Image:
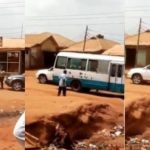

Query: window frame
left=55, top=56, right=68, bottom=69
left=87, top=59, right=99, bottom=72
left=67, top=58, right=87, bottom=71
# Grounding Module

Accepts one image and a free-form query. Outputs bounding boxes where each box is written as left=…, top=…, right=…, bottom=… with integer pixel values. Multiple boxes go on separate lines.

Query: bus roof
left=57, top=52, right=124, bottom=63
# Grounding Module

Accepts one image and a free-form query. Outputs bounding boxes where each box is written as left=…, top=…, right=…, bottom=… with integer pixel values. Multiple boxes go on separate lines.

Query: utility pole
left=135, top=18, right=142, bottom=67
left=83, top=25, right=88, bottom=52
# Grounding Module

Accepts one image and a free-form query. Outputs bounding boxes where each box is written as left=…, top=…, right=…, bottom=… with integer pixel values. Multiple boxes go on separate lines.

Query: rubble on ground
left=126, top=137, right=150, bottom=150
left=26, top=124, right=124, bottom=150
left=97, top=124, right=124, bottom=138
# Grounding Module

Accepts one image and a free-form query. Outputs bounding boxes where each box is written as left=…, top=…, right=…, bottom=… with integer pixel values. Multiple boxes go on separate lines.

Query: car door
left=143, top=65, right=150, bottom=80
left=47, top=67, right=54, bottom=81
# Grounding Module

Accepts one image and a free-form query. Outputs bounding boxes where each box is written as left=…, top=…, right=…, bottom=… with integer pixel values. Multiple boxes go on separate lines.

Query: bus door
left=108, top=63, right=124, bottom=93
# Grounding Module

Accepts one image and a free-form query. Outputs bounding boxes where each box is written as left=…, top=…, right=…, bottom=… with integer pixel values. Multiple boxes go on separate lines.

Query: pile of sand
left=126, top=97, right=150, bottom=139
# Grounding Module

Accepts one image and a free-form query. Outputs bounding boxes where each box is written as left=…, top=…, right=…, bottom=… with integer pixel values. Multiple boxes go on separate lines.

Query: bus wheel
left=71, top=80, right=81, bottom=92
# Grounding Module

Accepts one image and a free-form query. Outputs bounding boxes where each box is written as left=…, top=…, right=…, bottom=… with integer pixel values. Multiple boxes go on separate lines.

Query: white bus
left=36, top=52, right=125, bottom=93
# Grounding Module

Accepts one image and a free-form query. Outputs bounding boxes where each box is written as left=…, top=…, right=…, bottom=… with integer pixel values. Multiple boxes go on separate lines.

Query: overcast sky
left=0, top=0, right=24, bottom=38
left=25, top=0, right=124, bottom=43
left=0, top=0, right=150, bottom=43
left=125, top=0, right=150, bottom=35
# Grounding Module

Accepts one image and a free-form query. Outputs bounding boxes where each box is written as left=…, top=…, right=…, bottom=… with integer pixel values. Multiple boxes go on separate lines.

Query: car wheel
left=12, top=80, right=23, bottom=91
left=39, top=75, right=47, bottom=84
left=132, top=74, right=142, bottom=84
left=71, top=80, right=81, bottom=92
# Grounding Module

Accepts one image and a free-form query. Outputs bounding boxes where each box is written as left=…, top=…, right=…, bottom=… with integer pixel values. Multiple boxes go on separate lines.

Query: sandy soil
left=125, top=79, right=150, bottom=106
left=0, top=88, right=25, bottom=150
left=25, top=70, right=124, bottom=149
left=125, top=78, right=150, bottom=144
left=26, top=70, right=124, bottom=123
left=1, top=70, right=149, bottom=149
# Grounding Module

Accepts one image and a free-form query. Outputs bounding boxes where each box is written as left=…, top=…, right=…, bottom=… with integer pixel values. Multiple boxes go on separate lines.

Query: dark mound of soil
left=26, top=103, right=123, bottom=148
left=125, top=97, right=150, bottom=138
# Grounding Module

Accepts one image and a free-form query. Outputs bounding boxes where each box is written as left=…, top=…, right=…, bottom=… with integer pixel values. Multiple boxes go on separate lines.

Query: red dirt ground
left=125, top=79, right=150, bottom=140
left=0, top=89, right=24, bottom=150
left=25, top=71, right=124, bottom=149
left=1, top=70, right=149, bottom=149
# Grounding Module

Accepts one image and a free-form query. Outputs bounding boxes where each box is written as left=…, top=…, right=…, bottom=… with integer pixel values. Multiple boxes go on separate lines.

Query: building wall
left=25, top=38, right=59, bottom=69
left=126, top=46, right=150, bottom=68
left=41, top=38, right=57, bottom=52
left=137, top=48, right=146, bottom=67
left=25, top=48, right=30, bottom=69
left=137, top=47, right=150, bottom=67
left=146, top=47, right=150, bottom=65
left=25, top=45, right=44, bottom=69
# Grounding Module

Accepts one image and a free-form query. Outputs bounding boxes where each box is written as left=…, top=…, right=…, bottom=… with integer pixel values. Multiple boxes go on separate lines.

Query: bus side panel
left=80, top=79, right=108, bottom=90
left=108, top=83, right=124, bottom=93
left=80, top=72, right=109, bottom=90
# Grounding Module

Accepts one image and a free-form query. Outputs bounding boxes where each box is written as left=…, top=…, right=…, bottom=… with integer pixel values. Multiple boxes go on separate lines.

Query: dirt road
left=0, top=88, right=24, bottom=150
left=1, top=70, right=149, bottom=149
left=125, top=78, right=150, bottom=147
left=25, top=71, right=124, bottom=149
left=26, top=70, right=124, bottom=123
left=125, top=78, right=150, bottom=106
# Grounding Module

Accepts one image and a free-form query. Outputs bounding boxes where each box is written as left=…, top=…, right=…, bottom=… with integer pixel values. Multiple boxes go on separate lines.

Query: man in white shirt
left=58, top=70, right=67, bottom=96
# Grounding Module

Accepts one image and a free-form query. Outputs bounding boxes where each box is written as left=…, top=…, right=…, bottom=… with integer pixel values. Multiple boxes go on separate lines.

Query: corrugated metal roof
left=103, top=44, right=124, bottom=56
left=63, top=37, right=118, bottom=53
left=0, top=38, right=24, bottom=50
left=125, top=30, right=150, bottom=46
left=25, top=32, right=74, bottom=48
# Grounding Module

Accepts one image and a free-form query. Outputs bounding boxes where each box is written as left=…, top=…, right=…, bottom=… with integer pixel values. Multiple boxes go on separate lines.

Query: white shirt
left=59, top=73, right=67, bottom=87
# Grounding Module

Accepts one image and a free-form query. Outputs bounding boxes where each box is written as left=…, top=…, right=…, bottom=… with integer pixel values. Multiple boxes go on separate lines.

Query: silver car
left=5, top=74, right=25, bottom=91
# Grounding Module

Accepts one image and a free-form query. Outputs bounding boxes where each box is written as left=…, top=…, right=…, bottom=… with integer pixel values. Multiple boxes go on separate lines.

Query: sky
left=0, top=0, right=24, bottom=38
left=0, top=0, right=150, bottom=43
left=125, top=0, right=150, bottom=35
left=25, top=0, right=124, bottom=43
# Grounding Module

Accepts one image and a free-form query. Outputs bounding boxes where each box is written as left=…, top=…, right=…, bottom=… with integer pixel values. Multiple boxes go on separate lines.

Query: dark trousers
left=0, top=77, right=4, bottom=89
left=58, top=86, right=66, bottom=96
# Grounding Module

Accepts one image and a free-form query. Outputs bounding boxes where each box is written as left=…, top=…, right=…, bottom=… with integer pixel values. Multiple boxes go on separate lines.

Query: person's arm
left=13, top=112, right=25, bottom=146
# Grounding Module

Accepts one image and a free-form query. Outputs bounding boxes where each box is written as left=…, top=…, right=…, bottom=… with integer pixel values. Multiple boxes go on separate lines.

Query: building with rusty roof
left=0, top=37, right=25, bottom=74
left=63, top=35, right=118, bottom=54
left=125, top=30, right=150, bottom=68
left=25, top=32, right=74, bottom=69
left=103, top=44, right=124, bottom=57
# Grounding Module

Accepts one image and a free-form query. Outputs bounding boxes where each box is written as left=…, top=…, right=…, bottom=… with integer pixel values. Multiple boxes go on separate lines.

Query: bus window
left=88, top=60, right=98, bottom=72
left=117, top=65, right=123, bottom=77
left=110, top=64, right=117, bottom=77
left=55, top=56, right=68, bottom=69
left=67, top=58, right=87, bottom=70
left=98, top=60, right=109, bottom=74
